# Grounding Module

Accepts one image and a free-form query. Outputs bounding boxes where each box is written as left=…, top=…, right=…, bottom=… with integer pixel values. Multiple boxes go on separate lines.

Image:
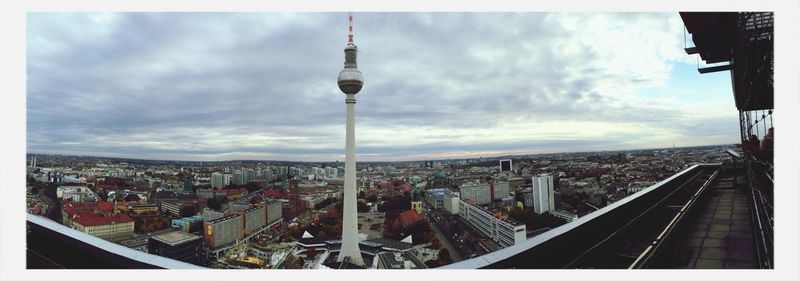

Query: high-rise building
left=532, top=175, right=555, bottom=214
left=325, top=167, right=338, bottom=179
left=261, top=169, right=273, bottom=182
left=336, top=13, right=365, bottom=267
left=444, top=190, right=460, bottom=215
left=245, top=169, right=256, bottom=183
left=500, top=159, right=512, bottom=172
left=232, top=171, right=245, bottom=186
left=223, top=173, right=232, bottom=186
left=203, top=214, right=242, bottom=249
left=211, top=172, right=225, bottom=189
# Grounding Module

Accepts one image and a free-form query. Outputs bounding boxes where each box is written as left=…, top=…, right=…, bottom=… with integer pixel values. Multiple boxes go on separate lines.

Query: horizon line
left=25, top=143, right=736, bottom=164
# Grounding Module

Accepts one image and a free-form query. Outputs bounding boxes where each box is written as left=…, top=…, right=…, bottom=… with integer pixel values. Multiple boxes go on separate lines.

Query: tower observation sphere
left=337, top=45, right=363, bottom=94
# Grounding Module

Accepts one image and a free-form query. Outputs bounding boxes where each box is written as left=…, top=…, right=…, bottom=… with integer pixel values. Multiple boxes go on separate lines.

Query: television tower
left=336, top=12, right=365, bottom=267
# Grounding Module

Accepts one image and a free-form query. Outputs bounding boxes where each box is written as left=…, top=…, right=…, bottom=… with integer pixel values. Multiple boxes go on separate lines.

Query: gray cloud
left=27, top=12, right=740, bottom=161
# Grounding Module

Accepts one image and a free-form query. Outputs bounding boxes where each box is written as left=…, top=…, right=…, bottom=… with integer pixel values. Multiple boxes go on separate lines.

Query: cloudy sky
left=26, top=12, right=738, bottom=162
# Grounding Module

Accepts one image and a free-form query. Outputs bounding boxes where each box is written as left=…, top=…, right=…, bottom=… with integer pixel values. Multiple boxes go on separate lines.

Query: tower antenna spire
left=348, top=12, right=354, bottom=44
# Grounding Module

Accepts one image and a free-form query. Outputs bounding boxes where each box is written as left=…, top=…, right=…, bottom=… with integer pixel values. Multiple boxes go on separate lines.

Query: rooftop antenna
left=348, top=12, right=354, bottom=44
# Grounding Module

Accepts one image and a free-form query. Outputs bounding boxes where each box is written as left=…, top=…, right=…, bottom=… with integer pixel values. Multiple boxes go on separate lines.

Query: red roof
left=63, top=201, right=97, bottom=216
left=264, top=188, right=285, bottom=199
left=96, top=200, right=114, bottom=213
left=395, top=210, right=423, bottom=229
left=73, top=213, right=133, bottom=227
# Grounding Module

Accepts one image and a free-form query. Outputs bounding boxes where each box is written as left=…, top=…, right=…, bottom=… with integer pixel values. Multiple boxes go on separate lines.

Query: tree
left=207, top=198, right=222, bottom=211
left=357, top=201, right=370, bottom=213
left=179, top=206, right=197, bottom=218
left=436, top=248, right=452, bottom=266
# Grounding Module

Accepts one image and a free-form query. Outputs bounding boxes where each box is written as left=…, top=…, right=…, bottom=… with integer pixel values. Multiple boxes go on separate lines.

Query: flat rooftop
left=151, top=231, right=201, bottom=246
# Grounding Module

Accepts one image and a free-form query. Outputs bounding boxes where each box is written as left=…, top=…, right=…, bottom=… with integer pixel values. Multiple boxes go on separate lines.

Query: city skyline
left=27, top=12, right=738, bottom=162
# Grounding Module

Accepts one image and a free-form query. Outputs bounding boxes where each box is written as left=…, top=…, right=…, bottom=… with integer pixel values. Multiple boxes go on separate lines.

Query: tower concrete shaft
left=336, top=12, right=364, bottom=267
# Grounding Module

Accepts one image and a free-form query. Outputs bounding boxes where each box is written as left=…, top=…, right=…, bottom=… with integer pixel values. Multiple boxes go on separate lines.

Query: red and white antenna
left=348, top=12, right=354, bottom=43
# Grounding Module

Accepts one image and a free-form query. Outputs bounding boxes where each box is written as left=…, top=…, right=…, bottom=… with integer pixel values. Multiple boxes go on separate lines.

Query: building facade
left=532, top=175, right=555, bottom=214
left=204, top=214, right=242, bottom=249
left=71, top=214, right=135, bottom=240
left=211, top=172, right=225, bottom=189
left=458, top=199, right=526, bottom=248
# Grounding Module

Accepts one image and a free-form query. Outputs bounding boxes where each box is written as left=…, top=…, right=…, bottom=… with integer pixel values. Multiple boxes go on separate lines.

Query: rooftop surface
left=152, top=231, right=202, bottom=246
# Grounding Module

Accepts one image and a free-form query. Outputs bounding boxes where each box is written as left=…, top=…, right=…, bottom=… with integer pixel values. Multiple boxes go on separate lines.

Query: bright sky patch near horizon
left=26, top=12, right=738, bottom=162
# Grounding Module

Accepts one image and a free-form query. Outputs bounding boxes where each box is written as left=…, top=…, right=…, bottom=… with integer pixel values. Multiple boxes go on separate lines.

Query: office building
left=326, top=167, right=338, bottom=179
left=243, top=205, right=266, bottom=235
left=148, top=230, right=203, bottom=265
left=500, top=159, right=512, bottom=172
left=443, top=190, right=460, bottom=215
left=246, top=169, right=257, bottom=183
left=232, top=171, right=245, bottom=186
left=266, top=199, right=283, bottom=225
left=532, top=175, right=555, bottom=214
left=424, top=188, right=447, bottom=209
left=459, top=182, right=491, bottom=205
left=458, top=199, right=526, bottom=248
left=211, top=172, right=225, bottom=189
left=203, top=214, right=242, bottom=249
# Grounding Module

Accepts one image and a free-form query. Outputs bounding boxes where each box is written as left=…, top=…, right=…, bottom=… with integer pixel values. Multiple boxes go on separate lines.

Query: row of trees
left=507, top=206, right=566, bottom=230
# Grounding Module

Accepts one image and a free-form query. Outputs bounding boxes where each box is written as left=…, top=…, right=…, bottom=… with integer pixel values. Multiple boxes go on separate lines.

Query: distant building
left=424, top=188, right=447, bottom=209
left=520, top=188, right=535, bottom=208
left=182, top=178, right=193, bottom=193
left=325, top=167, right=338, bottom=179
left=532, top=175, right=555, bottom=214
left=499, top=159, right=512, bottom=172
left=459, top=182, right=491, bottom=205
left=149, top=230, right=203, bottom=264
left=56, top=186, right=97, bottom=202
left=232, top=171, right=245, bottom=186
left=492, top=181, right=511, bottom=200
left=551, top=209, right=579, bottom=222
left=126, top=203, right=158, bottom=215
left=443, top=190, right=460, bottom=215
left=160, top=200, right=198, bottom=218
left=245, top=169, right=257, bottom=183
left=223, top=173, right=232, bottom=186
left=211, top=172, right=225, bottom=189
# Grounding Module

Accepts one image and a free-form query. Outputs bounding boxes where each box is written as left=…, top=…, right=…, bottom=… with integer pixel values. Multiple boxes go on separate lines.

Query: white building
left=211, top=172, right=225, bottom=189
left=232, top=171, right=245, bottom=186
left=325, top=167, right=338, bottom=179
left=459, top=181, right=509, bottom=205
left=56, top=186, right=97, bottom=202
left=246, top=169, right=257, bottom=183
left=532, top=175, right=555, bottom=214
left=443, top=190, right=460, bottom=215
left=459, top=182, right=491, bottom=205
